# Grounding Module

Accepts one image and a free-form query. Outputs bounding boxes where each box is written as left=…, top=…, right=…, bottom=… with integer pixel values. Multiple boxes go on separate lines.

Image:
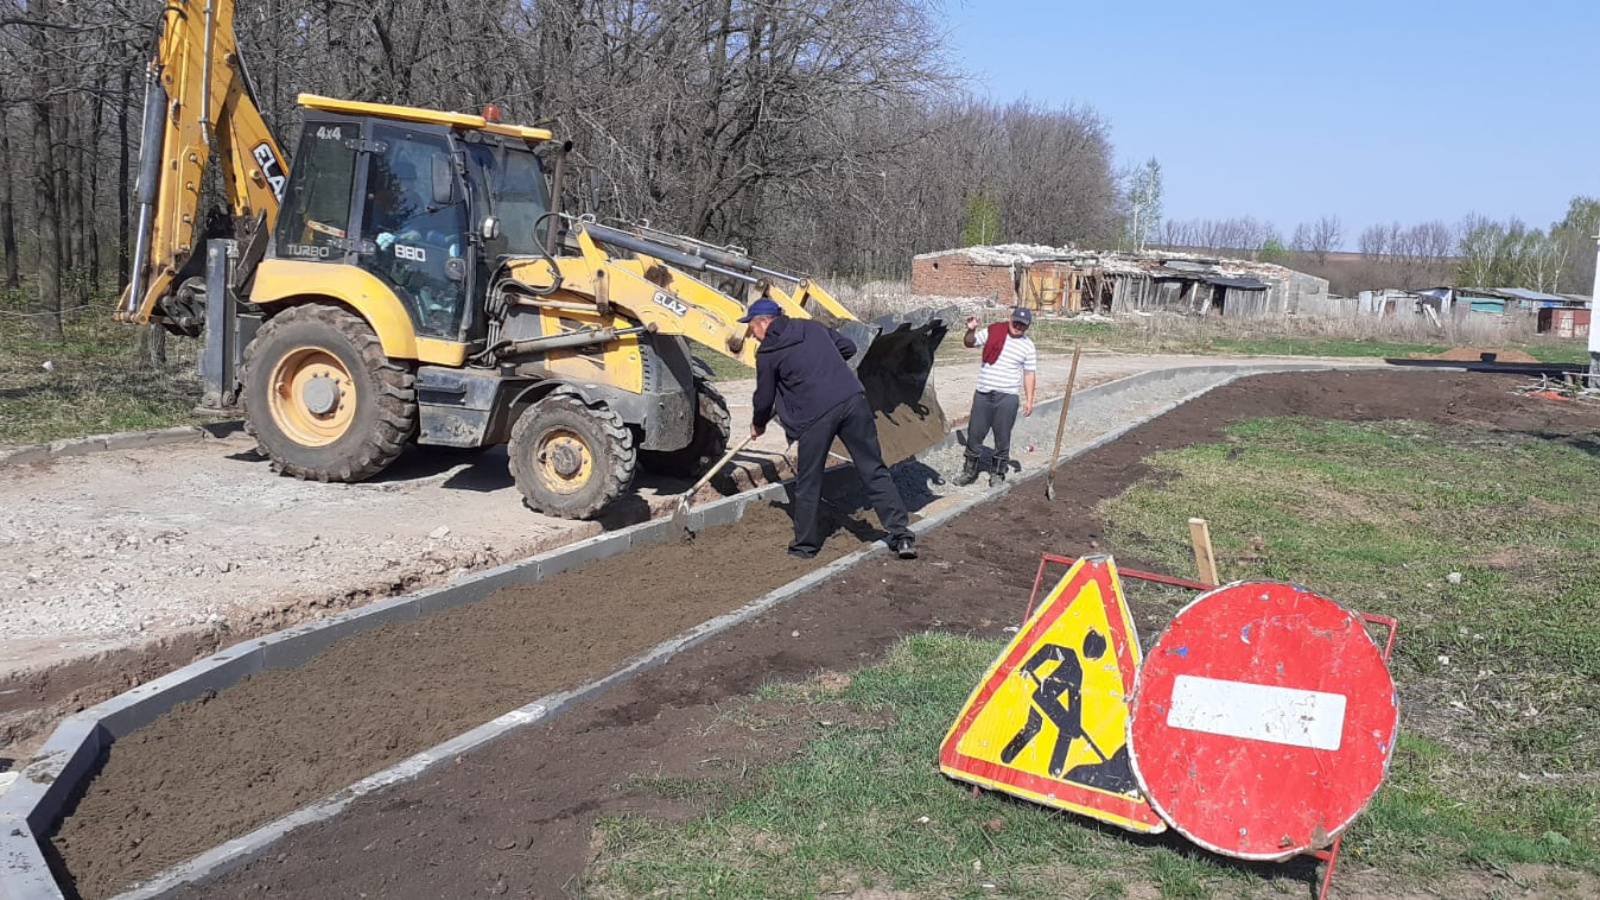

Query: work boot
left=954, top=456, right=980, bottom=486
left=892, top=535, right=919, bottom=560
left=989, top=458, right=1010, bottom=487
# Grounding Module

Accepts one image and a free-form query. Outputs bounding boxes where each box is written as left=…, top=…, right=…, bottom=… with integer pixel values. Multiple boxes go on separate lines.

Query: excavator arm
left=505, top=217, right=951, bottom=465
left=118, top=0, right=288, bottom=328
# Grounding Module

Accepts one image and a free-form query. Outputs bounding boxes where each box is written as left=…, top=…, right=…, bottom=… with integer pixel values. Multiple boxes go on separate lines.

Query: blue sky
left=940, top=0, right=1597, bottom=247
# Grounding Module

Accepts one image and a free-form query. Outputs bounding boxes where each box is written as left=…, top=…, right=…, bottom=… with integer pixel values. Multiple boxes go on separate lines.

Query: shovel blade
left=671, top=497, right=694, bottom=535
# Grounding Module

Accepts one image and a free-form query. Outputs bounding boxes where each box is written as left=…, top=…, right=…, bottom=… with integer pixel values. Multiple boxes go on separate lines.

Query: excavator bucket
left=835, top=307, right=954, bottom=465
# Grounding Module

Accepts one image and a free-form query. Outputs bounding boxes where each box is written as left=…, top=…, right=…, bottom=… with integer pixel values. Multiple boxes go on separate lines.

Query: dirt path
left=49, top=503, right=885, bottom=898
left=0, top=352, right=1376, bottom=763
left=43, top=370, right=1589, bottom=898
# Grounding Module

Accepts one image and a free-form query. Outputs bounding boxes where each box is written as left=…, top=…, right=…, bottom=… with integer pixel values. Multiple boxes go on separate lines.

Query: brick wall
left=910, top=253, right=1018, bottom=302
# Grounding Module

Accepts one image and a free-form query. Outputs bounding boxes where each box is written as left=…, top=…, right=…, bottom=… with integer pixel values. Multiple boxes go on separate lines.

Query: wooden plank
left=1188, top=517, right=1219, bottom=587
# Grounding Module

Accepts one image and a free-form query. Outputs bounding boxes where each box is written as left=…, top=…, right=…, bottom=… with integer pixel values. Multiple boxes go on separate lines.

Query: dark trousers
left=791, top=394, right=913, bottom=554
left=964, top=390, right=1020, bottom=470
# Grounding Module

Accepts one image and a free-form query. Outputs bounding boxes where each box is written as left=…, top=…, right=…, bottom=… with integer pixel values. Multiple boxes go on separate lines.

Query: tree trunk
left=30, top=0, right=63, bottom=340
left=118, top=59, right=131, bottom=291
left=66, top=93, right=84, bottom=289
left=0, top=103, right=20, bottom=291
left=88, top=71, right=105, bottom=293
left=53, top=99, right=71, bottom=319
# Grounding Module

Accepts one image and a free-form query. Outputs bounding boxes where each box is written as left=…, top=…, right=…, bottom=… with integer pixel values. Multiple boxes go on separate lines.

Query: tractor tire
left=637, top=378, right=731, bottom=479
left=508, top=391, right=636, bottom=519
left=242, top=304, right=417, bottom=482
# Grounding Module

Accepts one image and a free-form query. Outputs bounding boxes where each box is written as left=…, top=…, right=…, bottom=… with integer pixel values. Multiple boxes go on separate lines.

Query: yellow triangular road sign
left=939, top=555, right=1164, bottom=832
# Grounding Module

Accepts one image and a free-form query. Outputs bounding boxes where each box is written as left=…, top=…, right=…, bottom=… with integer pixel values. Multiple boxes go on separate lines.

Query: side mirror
left=480, top=216, right=501, bottom=241
left=430, top=155, right=457, bottom=205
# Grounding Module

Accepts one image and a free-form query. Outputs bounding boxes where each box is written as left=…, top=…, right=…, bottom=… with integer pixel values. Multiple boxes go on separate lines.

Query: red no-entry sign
left=1126, top=582, right=1399, bottom=860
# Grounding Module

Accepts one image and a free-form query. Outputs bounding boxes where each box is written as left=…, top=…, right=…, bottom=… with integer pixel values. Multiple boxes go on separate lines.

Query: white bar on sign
left=1166, top=675, right=1346, bottom=750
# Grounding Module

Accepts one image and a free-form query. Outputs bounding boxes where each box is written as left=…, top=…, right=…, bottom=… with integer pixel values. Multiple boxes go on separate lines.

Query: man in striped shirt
left=955, top=307, right=1037, bottom=487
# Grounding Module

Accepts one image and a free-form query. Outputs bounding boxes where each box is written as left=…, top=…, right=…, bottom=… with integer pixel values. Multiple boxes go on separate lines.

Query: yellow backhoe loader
left=118, top=0, right=948, bottom=519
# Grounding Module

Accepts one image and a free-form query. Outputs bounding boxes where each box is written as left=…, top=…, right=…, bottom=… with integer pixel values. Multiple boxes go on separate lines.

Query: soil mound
left=1411, top=346, right=1539, bottom=364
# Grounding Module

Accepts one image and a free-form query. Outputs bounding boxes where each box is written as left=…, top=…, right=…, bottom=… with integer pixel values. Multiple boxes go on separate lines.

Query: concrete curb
left=0, top=423, right=243, bottom=468
left=0, top=482, right=784, bottom=900
left=0, top=361, right=1365, bottom=900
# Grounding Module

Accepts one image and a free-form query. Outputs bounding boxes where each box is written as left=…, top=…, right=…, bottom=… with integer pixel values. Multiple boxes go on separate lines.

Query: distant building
left=1413, top=286, right=1590, bottom=319
left=910, top=245, right=1332, bottom=318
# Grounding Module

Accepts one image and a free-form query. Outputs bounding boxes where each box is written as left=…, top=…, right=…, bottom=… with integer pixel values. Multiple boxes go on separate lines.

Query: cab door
left=352, top=123, right=471, bottom=340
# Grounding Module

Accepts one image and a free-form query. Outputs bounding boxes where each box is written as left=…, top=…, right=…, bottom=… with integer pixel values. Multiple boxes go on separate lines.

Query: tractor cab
left=271, top=97, right=553, bottom=345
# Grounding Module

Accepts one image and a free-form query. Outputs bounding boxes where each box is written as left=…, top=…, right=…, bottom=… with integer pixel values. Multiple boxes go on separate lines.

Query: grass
left=1108, top=419, right=1600, bottom=875
left=584, top=419, right=1600, bottom=898
left=588, top=633, right=1237, bottom=900
left=937, top=313, right=1592, bottom=365
left=695, top=353, right=755, bottom=383
left=0, top=290, right=206, bottom=448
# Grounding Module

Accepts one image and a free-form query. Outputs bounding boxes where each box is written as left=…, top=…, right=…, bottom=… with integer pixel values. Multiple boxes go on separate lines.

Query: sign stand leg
left=1310, top=837, right=1342, bottom=900
left=1301, top=611, right=1398, bottom=900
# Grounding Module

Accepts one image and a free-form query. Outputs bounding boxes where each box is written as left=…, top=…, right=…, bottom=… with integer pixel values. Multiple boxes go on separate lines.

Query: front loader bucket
left=840, top=307, right=953, bottom=465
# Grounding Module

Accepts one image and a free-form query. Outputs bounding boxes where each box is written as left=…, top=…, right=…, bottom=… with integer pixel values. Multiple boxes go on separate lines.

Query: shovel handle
left=1046, top=344, right=1082, bottom=481
left=686, top=433, right=754, bottom=497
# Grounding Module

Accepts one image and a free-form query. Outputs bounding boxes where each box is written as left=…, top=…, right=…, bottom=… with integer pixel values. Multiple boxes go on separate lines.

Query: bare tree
left=1291, top=214, right=1341, bottom=265
left=0, top=93, right=18, bottom=291
left=1357, top=224, right=1388, bottom=259
left=21, top=0, right=63, bottom=339
left=1456, top=213, right=1503, bottom=287
left=0, top=0, right=1132, bottom=311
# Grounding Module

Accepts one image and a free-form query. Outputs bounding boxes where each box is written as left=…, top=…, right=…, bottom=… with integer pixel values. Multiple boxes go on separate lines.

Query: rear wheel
left=637, top=379, right=731, bottom=479
left=243, top=304, right=417, bottom=482
left=508, top=391, right=636, bottom=519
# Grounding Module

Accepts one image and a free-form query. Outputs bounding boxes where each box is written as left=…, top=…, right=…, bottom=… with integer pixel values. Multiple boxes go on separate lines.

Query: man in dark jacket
left=743, top=298, right=918, bottom=560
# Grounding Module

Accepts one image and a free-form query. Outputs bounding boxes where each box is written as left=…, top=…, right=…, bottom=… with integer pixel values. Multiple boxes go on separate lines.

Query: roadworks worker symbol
left=939, top=555, right=1165, bottom=833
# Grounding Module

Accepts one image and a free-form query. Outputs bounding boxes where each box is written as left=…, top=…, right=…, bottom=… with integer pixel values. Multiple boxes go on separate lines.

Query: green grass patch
left=586, top=418, right=1600, bottom=897
left=1209, top=335, right=1451, bottom=359
left=1209, top=335, right=1591, bottom=364
left=694, top=353, right=755, bottom=383
left=1106, top=418, right=1600, bottom=872
left=588, top=633, right=1257, bottom=899
left=0, top=292, right=206, bottom=447
left=936, top=315, right=1591, bottom=365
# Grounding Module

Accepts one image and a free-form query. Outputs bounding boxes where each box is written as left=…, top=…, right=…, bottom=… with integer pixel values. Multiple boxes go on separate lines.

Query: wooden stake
left=1188, top=517, right=1219, bottom=587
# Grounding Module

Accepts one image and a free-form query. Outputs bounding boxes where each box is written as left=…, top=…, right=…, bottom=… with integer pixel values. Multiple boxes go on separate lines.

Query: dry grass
left=0, top=290, right=206, bottom=448
left=826, top=278, right=1590, bottom=364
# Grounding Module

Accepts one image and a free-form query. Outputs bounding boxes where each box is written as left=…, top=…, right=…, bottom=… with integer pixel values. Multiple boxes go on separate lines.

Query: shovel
left=673, top=433, right=754, bottom=537
left=1044, top=344, right=1082, bottom=501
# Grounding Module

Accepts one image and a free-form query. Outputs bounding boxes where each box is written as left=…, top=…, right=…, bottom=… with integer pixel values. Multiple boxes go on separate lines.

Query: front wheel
left=507, top=392, right=636, bottom=519
left=242, top=304, right=417, bottom=482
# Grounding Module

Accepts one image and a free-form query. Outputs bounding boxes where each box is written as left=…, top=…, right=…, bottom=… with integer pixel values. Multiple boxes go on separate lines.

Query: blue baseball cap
left=1011, top=307, right=1034, bottom=325
left=738, top=297, right=785, bottom=323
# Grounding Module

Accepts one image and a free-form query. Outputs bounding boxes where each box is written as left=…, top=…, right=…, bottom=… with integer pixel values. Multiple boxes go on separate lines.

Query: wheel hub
left=549, top=443, right=583, bottom=477
left=301, top=374, right=341, bottom=416
left=267, top=346, right=356, bottom=448
left=536, top=431, right=593, bottom=492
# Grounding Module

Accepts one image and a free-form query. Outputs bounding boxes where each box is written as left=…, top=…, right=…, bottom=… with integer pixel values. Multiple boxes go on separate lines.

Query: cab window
left=273, top=121, right=358, bottom=262
left=464, top=142, right=550, bottom=259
